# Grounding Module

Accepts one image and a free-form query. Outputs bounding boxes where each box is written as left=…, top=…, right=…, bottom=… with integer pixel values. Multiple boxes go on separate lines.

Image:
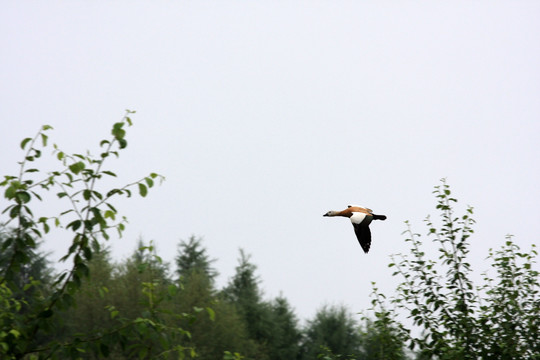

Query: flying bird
left=323, top=205, right=387, bottom=253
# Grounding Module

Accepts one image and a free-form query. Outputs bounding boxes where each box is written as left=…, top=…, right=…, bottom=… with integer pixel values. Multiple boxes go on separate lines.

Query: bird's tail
left=373, top=214, right=387, bottom=221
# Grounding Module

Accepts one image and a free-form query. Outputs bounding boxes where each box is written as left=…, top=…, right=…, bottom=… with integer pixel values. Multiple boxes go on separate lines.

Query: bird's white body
left=350, top=212, right=372, bottom=226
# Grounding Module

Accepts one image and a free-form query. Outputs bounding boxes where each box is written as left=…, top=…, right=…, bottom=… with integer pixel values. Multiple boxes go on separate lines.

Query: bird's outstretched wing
left=352, top=223, right=371, bottom=253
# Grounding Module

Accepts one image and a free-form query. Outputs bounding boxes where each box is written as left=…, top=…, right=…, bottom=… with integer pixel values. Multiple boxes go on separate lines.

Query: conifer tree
left=175, top=235, right=218, bottom=283
left=267, top=296, right=301, bottom=360
left=300, top=305, right=362, bottom=359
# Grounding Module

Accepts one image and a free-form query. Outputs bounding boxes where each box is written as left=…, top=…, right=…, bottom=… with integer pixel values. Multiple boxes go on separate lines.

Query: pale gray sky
left=1, top=1, right=539, bottom=322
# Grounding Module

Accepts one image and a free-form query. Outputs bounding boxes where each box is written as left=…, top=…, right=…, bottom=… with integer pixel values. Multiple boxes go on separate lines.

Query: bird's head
left=323, top=210, right=340, bottom=217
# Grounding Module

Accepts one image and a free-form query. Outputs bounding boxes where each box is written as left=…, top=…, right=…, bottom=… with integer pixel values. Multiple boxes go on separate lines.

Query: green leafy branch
left=0, top=110, right=166, bottom=358
left=373, top=179, right=540, bottom=359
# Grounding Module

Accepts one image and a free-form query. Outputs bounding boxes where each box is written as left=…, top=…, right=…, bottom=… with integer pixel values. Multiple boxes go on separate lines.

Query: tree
left=266, top=296, right=301, bottom=360
left=59, top=244, right=117, bottom=346
left=0, top=112, right=198, bottom=359
left=175, top=235, right=218, bottom=284
left=300, top=305, right=362, bottom=360
left=374, top=179, right=539, bottom=359
left=0, top=228, right=53, bottom=307
left=478, top=239, right=540, bottom=358
left=222, top=250, right=270, bottom=358
left=172, top=268, right=254, bottom=359
left=0, top=228, right=55, bottom=354
left=222, top=249, right=305, bottom=360
left=108, top=241, right=195, bottom=359
left=358, top=286, right=408, bottom=360
left=223, top=250, right=262, bottom=305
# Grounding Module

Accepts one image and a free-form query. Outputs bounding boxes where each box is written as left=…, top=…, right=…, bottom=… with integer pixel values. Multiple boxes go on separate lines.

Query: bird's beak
left=323, top=213, right=328, bottom=217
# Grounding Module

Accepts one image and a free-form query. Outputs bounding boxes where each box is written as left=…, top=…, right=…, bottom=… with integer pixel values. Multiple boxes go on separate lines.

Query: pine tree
left=0, top=227, right=53, bottom=299
left=175, top=236, right=218, bottom=283
left=300, top=305, right=362, bottom=359
left=222, top=250, right=274, bottom=358
left=267, top=296, right=301, bottom=360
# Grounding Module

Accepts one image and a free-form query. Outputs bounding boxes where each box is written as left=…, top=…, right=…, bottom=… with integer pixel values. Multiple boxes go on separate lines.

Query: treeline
left=1, top=117, right=538, bottom=359
left=0, top=233, right=404, bottom=359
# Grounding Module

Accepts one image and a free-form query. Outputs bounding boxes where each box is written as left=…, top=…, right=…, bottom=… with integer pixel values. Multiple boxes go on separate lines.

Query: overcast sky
left=1, top=1, right=539, bottom=322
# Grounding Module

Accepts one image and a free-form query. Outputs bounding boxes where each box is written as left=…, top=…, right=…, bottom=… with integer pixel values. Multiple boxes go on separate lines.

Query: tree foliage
left=375, top=179, right=540, bottom=359
left=300, top=304, right=361, bottom=359
left=175, top=235, right=218, bottom=284
left=223, top=249, right=302, bottom=359
left=0, top=113, right=196, bottom=359
left=358, top=285, right=408, bottom=360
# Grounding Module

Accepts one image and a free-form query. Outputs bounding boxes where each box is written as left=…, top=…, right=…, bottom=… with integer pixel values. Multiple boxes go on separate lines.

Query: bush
left=373, top=179, right=539, bottom=359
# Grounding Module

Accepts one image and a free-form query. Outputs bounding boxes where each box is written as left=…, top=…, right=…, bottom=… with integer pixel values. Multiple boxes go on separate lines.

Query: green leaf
left=83, top=219, right=94, bottom=230
left=69, top=161, right=85, bottom=174
left=20, top=137, right=32, bottom=150
left=206, top=307, right=215, bottom=321
left=106, top=202, right=117, bottom=212
left=118, top=138, right=127, bottom=149
left=113, top=121, right=124, bottom=130
left=138, top=183, right=148, bottom=197
left=57, top=192, right=68, bottom=199
left=112, top=122, right=126, bottom=140
left=145, top=177, right=154, bottom=188
left=92, top=190, right=103, bottom=200
left=40, top=133, right=48, bottom=146
left=104, top=210, right=116, bottom=220
left=9, top=205, right=20, bottom=218
left=107, top=189, right=121, bottom=197
left=39, top=217, right=50, bottom=233
left=102, top=170, right=117, bottom=177
left=1, top=238, right=12, bottom=252
left=5, top=185, right=16, bottom=199
left=42, top=124, right=53, bottom=131
left=67, top=220, right=82, bottom=232
left=82, top=246, right=92, bottom=261
left=110, top=309, right=119, bottom=319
